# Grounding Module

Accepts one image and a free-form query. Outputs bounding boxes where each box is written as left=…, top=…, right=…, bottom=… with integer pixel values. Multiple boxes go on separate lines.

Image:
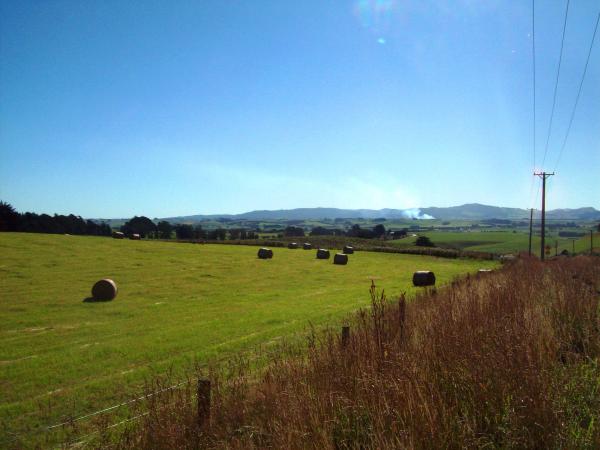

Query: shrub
left=415, top=235, right=434, bottom=247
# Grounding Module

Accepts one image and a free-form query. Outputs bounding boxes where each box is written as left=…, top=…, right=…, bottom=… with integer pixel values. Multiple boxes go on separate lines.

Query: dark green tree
left=175, top=224, right=194, bottom=239
left=207, top=228, right=226, bottom=240
left=157, top=221, right=173, bottom=239
left=373, top=224, right=386, bottom=237
left=310, top=226, right=334, bottom=236
left=415, top=236, right=435, bottom=247
left=284, top=226, right=305, bottom=237
left=392, top=229, right=408, bottom=239
left=347, top=224, right=374, bottom=239
left=121, top=216, right=157, bottom=238
left=0, top=202, right=20, bottom=231
left=193, top=224, right=207, bottom=240
left=216, top=228, right=227, bottom=240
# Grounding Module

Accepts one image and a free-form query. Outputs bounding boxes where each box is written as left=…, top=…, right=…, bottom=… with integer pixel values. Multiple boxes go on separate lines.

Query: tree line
left=113, top=218, right=407, bottom=241
left=4, top=201, right=496, bottom=246
left=1, top=202, right=418, bottom=241
left=0, top=202, right=111, bottom=236
left=119, top=216, right=258, bottom=240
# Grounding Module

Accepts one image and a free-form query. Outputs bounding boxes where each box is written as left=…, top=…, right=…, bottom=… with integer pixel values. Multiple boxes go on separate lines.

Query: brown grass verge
left=111, top=256, right=600, bottom=449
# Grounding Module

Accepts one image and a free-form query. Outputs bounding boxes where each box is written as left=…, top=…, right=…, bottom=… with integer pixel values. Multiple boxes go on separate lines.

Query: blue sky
left=1, top=0, right=599, bottom=218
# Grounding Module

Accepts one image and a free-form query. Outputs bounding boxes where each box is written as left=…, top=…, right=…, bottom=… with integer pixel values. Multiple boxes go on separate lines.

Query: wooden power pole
left=528, top=208, right=533, bottom=256
left=534, top=172, right=554, bottom=261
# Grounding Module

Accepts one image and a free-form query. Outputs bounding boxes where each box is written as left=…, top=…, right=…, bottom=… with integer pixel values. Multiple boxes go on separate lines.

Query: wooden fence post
left=341, top=326, right=350, bottom=347
left=197, top=378, right=211, bottom=429
left=398, top=295, right=406, bottom=340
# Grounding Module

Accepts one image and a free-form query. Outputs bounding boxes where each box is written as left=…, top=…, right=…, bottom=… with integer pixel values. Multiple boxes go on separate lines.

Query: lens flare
left=353, top=0, right=396, bottom=43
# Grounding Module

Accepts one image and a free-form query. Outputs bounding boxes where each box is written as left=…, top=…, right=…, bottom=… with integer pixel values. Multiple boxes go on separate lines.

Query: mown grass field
left=390, top=230, right=599, bottom=255
left=0, top=233, right=497, bottom=444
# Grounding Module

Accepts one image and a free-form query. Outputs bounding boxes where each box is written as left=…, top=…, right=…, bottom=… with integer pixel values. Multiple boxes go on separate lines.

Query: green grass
left=389, top=231, right=535, bottom=253
left=0, top=233, right=497, bottom=443
left=390, top=230, right=600, bottom=256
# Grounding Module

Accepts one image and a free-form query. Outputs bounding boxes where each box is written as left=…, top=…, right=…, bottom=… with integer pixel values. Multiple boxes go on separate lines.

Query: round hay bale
left=499, top=254, right=516, bottom=263
left=343, top=245, right=354, bottom=254
left=112, top=231, right=124, bottom=239
left=412, top=271, right=435, bottom=287
left=333, top=253, right=348, bottom=265
left=91, top=279, right=118, bottom=301
left=130, top=234, right=141, bottom=240
left=288, top=242, right=298, bottom=249
left=316, top=248, right=330, bottom=259
left=478, top=269, right=493, bottom=274
left=303, top=242, right=312, bottom=250
left=258, top=248, right=273, bottom=259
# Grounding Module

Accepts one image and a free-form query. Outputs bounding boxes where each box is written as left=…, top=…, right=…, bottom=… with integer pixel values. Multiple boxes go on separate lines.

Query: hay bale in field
left=303, top=243, right=312, bottom=250
left=288, top=242, right=298, bottom=249
left=91, top=279, right=118, bottom=301
left=499, top=254, right=516, bottom=263
left=112, top=231, right=124, bottom=239
left=130, top=234, right=141, bottom=240
left=412, top=271, right=436, bottom=287
left=478, top=269, right=493, bottom=274
left=258, top=247, right=273, bottom=259
left=316, top=248, right=330, bottom=259
left=333, top=253, right=348, bottom=265
left=343, top=245, right=354, bottom=254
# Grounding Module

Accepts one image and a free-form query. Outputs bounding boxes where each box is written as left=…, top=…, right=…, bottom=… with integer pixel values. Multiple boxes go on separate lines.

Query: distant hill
left=156, top=204, right=600, bottom=223
left=545, top=207, right=600, bottom=220
left=420, top=204, right=528, bottom=220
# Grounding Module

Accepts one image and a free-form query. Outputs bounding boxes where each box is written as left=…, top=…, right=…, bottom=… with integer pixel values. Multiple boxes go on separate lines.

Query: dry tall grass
left=115, top=256, right=600, bottom=449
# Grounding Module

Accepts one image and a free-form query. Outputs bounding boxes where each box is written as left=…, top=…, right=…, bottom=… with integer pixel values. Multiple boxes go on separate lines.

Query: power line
left=532, top=0, right=537, bottom=171
left=540, top=0, right=571, bottom=170
left=553, top=12, right=600, bottom=172
left=528, top=0, right=537, bottom=210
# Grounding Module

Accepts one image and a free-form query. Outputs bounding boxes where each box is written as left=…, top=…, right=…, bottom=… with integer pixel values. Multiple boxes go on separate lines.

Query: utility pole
left=572, top=239, right=576, bottom=254
left=534, top=172, right=554, bottom=261
left=591, top=230, right=594, bottom=254
left=528, top=208, right=533, bottom=256
left=555, top=240, right=558, bottom=257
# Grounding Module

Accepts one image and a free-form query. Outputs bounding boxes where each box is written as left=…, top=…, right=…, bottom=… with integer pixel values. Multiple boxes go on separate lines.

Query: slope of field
left=0, top=233, right=496, bottom=444
left=390, top=231, right=536, bottom=253
left=390, top=231, right=599, bottom=256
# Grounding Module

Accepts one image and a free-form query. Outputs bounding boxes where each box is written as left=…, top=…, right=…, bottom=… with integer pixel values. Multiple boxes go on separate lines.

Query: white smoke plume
left=402, top=208, right=435, bottom=220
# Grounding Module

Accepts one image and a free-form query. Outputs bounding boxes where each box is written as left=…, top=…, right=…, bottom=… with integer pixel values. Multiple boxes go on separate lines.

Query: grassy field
left=121, top=256, right=600, bottom=449
left=390, top=230, right=599, bottom=255
left=0, top=233, right=496, bottom=444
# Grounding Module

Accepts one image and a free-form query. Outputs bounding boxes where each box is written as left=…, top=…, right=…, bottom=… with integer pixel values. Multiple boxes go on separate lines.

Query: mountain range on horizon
left=153, top=203, right=600, bottom=223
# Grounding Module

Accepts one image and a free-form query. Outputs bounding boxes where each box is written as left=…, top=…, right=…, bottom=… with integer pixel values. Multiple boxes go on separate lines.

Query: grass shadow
left=82, top=297, right=112, bottom=303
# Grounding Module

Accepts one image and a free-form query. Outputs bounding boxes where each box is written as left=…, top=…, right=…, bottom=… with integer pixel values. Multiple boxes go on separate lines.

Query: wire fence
left=2, top=329, right=311, bottom=448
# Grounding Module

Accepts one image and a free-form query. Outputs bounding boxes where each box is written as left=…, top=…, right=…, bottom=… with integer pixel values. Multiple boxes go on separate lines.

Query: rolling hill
left=158, top=204, right=600, bottom=223
left=92, top=204, right=600, bottom=225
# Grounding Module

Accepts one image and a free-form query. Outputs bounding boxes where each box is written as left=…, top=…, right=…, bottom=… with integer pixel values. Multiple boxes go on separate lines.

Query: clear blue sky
left=1, top=0, right=599, bottom=218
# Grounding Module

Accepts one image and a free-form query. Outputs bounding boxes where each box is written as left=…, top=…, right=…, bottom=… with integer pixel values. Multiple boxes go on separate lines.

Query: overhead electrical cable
left=528, top=0, right=537, bottom=210
left=553, top=12, right=600, bottom=172
left=540, top=0, right=571, bottom=170
left=532, top=0, right=537, bottom=171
